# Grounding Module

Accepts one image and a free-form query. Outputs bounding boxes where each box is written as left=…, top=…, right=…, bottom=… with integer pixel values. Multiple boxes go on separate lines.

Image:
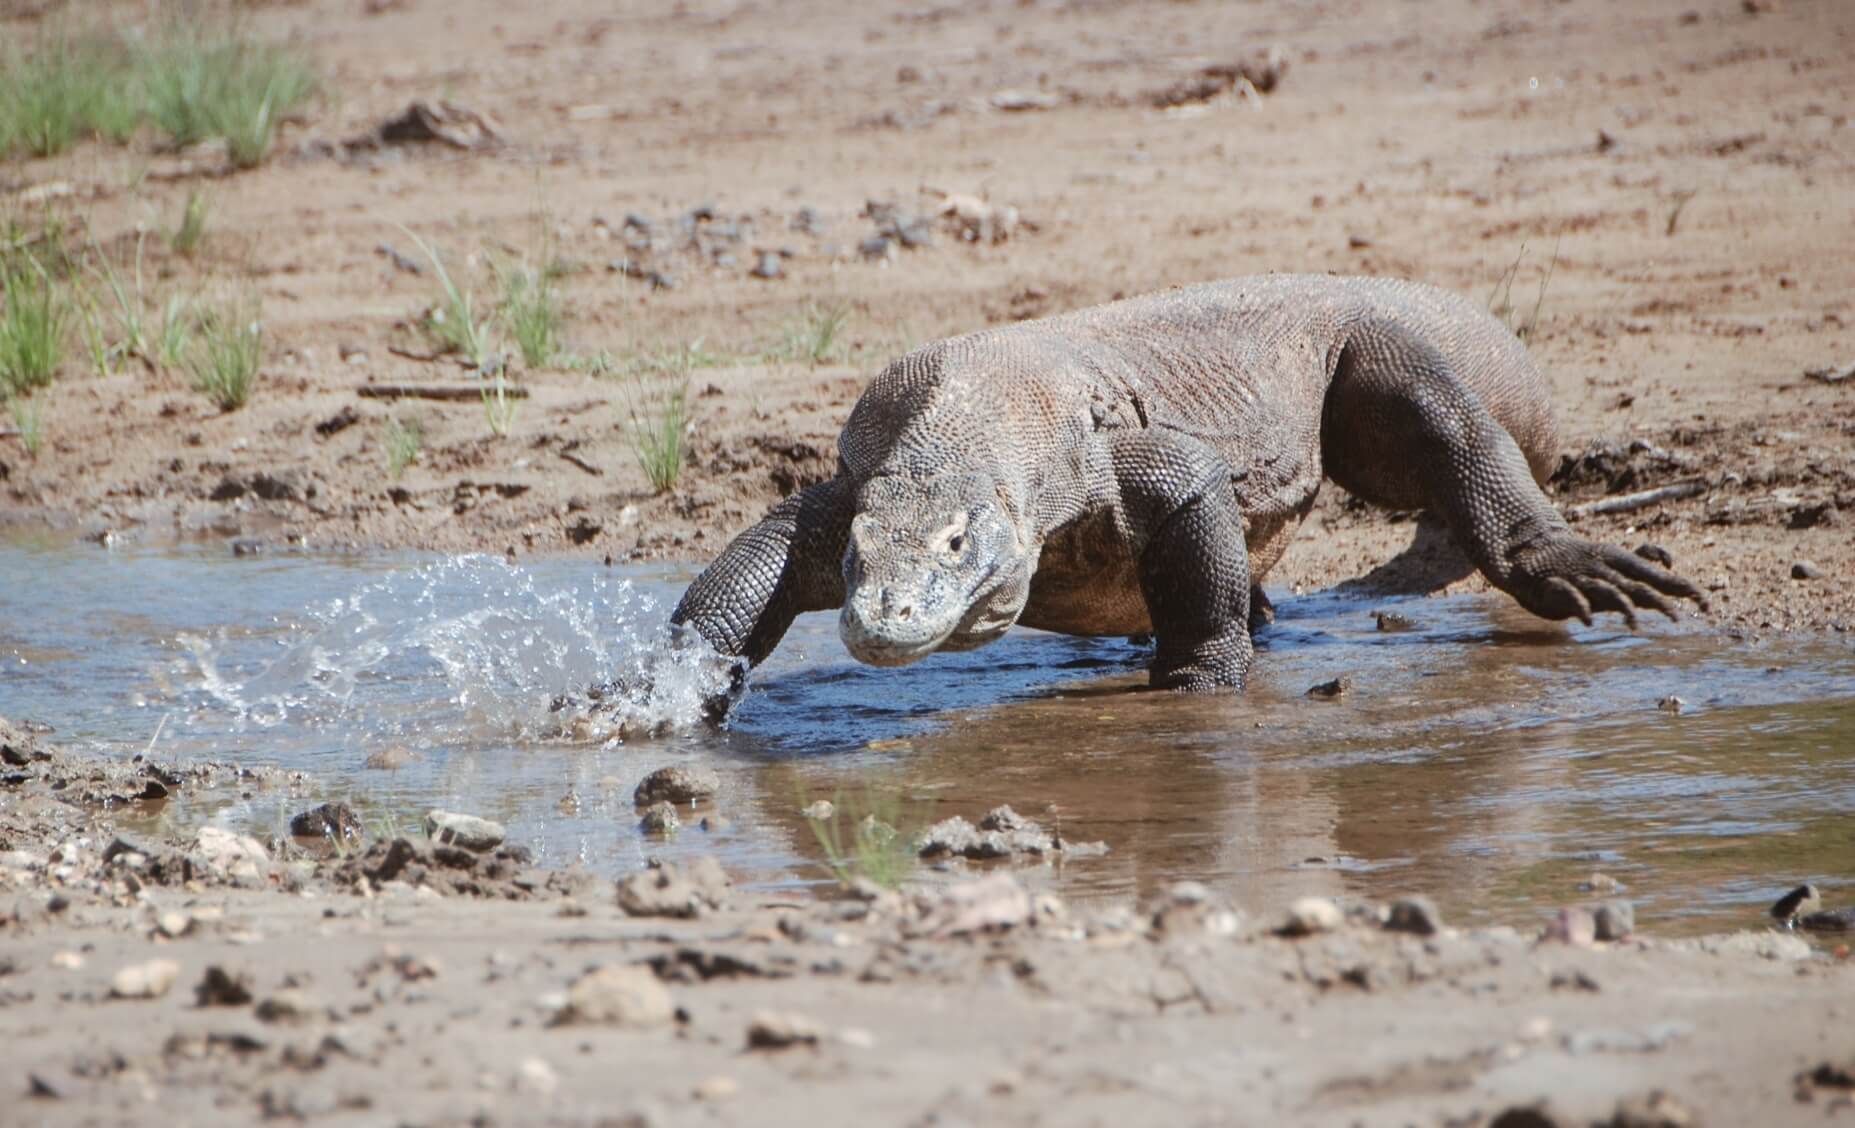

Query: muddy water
left=3, top=532, right=1852, bottom=937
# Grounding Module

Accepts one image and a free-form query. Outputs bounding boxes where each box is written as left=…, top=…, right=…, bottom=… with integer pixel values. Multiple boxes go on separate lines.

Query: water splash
left=177, top=555, right=732, bottom=747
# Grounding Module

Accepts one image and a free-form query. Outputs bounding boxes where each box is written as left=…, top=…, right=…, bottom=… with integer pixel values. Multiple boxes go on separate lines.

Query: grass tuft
left=803, top=785, right=918, bottom=890
left=6, top=393, right=47, bottom=456
left=383, top=415, right=421, bottom=478
left=766, top=301, right=850, bottom=366
left=0, top=256, right=70, bottom=395
left=400, top=226, right=496, bottom=371
left=140, top=22, right=315, bottom=167
left=1487, top=239, right=1558, bottom=343
left=0, top=33, right=139, bottom=159
left=170, top=190, right=209, bottom=256
left=185, top=298, right=262, bottom=411
left=621, top=377, right=689, bottom=494
left=481, top=370, right=518, bottom=437
left=498, top=261, right=560, bottom=370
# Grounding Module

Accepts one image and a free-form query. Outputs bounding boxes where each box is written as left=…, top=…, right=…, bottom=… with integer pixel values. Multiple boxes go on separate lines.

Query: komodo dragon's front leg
left=1322, top=320, right=1706, bottom=625
left=670, top=477, right=855, bottom=667
left=1109, top=430, right=1255, bottom=691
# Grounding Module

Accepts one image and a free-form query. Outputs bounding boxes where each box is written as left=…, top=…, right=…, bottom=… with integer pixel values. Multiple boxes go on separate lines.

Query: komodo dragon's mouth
left=839, top=557, right=1026, bottom=667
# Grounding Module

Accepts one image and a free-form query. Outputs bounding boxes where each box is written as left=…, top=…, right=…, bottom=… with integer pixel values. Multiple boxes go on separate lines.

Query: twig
left=358, top=383, right=529, bottom=402
left=559, top=450, right=604, bottom=476
left=1565, top=479, right=1707, bottom=518
left=143, top=712, right=170, bottom=757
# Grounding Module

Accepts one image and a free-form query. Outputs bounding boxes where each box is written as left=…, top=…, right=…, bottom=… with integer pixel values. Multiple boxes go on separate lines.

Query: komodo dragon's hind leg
left=1320, top=320, right=1706, bottom=626
left=671, top=477, right=854, bottom=668
left=1109, top=430, right=1254, bottom=691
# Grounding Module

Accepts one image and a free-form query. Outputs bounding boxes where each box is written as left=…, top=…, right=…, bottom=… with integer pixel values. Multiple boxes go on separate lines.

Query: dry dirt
left=1, top=0, right=1851, bottom=636
left=5, top=0, right=1855, bottom=1123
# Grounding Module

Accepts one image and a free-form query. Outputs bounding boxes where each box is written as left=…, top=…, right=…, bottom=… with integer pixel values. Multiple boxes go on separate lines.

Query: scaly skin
left=670, top=275, right=1705, bottom=693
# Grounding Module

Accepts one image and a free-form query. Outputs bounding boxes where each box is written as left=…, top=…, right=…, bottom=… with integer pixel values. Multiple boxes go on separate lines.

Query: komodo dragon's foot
left=1507, top=532, right=1708, bottom=627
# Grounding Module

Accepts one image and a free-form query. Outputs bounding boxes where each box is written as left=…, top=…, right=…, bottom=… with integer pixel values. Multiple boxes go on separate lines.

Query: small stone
left=194, top=826, right=270, bottom=880
left=801, top=799, right=835, bottom=820
left=555, top=964, right=674, bottom=1027
left=1581, top=872, right=1623, bottom=894
left=195, top=965, right=254, bottom=1006
left=634, top=765, right=721, bottom=806
left=50, top=950, right=84, bottom=970
left=616, top=865, right=704, bottom=918
left=514, top=1056, right=559, bottom=1096
left=157, top=910, right=194, bottom=938
left=1656, top=695, right=1686, bottom=714
left=1791, top=560, right=1823, bottom=581
left=256, top=988, right=321, bottom=1023
left=639, top=800, right=681, bottom=835
left=749, top=251, right=784, bottom=280
left=423, top=810, right=505, bottom=852
left=1280, top=897, right=1343, bottom=936
left=1384, top=895, right=1443, bottom=936
left=1373, top=610, right=1417, bottom=632
left=111, top=959, right=182, bottom=1000
left=290, top=803, right=364, bottom=844
left=693, top=1075, right=738, bottom=1102
left=1306, top=675, right=1352, bottom=700
left=1602, top=1090, right=1699, bottom=1128
left=746, top=1009, right=822, bottom=1050
left=1593, top=900, right=1635, bottom=941
left=1544, top=906, right=1598, bottom=946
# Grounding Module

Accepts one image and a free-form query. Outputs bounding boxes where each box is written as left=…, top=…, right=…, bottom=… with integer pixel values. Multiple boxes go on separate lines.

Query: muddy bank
left=5, top=718, right=1854, bottom=1126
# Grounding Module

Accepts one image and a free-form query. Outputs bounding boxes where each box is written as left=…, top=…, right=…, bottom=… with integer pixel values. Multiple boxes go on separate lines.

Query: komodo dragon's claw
left=1512, top=535, right=1708, bottom=628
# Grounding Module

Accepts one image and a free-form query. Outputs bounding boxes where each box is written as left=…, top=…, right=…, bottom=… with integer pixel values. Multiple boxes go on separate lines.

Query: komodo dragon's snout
left=839, top=473, right=1031, bottom=666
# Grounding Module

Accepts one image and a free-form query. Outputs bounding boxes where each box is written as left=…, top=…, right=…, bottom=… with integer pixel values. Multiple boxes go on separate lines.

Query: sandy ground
left=5, top=0, right=1855, bottom=1123
left=0, top=0, right=1851, bottom=636
left=5, top=717, right=1855, bottom=1128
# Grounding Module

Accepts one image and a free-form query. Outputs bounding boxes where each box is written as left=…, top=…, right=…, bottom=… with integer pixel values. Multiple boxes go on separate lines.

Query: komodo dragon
left=670, top=275, right=1704, bottom=693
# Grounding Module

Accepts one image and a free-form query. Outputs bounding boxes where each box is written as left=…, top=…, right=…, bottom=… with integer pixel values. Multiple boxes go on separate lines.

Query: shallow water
left=3, top=531, right=1852, bottom=937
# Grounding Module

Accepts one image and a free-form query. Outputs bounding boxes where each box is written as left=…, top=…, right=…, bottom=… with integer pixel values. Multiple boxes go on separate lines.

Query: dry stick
left=357, top=384, right=529, bottom=402
left=558, top=450, right=603, bottom=477
left=1564, top=479, right=1707, bottom=519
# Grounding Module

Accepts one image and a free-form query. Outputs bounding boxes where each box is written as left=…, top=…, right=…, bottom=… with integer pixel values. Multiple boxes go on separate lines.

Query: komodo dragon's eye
left=948, top=533, right=965, bottom=553
left=930, top=513, right=970, bottom=557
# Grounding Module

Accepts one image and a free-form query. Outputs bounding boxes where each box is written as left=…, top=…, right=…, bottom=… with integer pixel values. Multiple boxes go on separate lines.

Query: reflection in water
left=2, top=533, right=1853, bottom=936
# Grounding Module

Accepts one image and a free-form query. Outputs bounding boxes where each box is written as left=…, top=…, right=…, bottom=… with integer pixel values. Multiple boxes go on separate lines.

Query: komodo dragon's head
left=838, top=472, right=1034, bottom=666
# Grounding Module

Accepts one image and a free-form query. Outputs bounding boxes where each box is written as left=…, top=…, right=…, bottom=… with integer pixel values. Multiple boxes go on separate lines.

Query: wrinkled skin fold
left=668, top=275, right=1705, bottom=700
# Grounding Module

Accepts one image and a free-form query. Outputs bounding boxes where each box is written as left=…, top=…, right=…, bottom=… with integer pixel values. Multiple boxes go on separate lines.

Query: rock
left=683, top=856, right=732, bottom=907
left=1543, top=906, right=1598, bottom=945
left=423, top=810, right=505, bottom=852
left=194, top=826, right=269, bottom=880
left=1791, top=560, right=1823, bottom=580
left=693, top=1075, right=739, bottom=1102
left=746, top=1009, right=822, bottom=1049
left=1384, top=896, right=1443, bottom=936
left=195, top=965, right=254, bottom=1006
left=1601, top=1090, right=1699, bottom=1128
left=1490, top=1103, right=1570, bottom=1128
left=1798, top=907, right=1855, bottom=932
left=617, top=864, right=711, bottom=918
left=1581, top=872, right=1623, bottom=894
left=1280, top=897, right=1343, bottom=936
left=514, top=1056, right=559, bottom=1096
left=1563, top=1021, right=1692, bottom=1055
left=156, top=910, right=195, bottom=938
left=749, top=251, right=784, bottom=280
left=255, top=988, right=321, bottom=1024
left=1372, top=610, right=1417, bottom=632
left=555, top=964, right=674, bottom=1027
left=290, top=803, right=364, bottom=844
left=1656, top=695, right=1686, bottom=714
left=633, top=765, right=721, bottom=806
left=1306, top=675, right=1352, bottom=700
left=111, top=959, right=181, bottom=1000
left=910, top=873, right=1033, bottom=938
left=639, top=800, right=681, bottom=835
left=1593, top=900, right=1635, bottom=940
left=801, top=799, right=835, bottom=821
left=918, top=805, right=1085, bottom=861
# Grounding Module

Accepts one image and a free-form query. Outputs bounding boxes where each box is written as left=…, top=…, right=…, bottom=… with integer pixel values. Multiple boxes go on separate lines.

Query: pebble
left=51, top=950, right=84, bottom=970
left=514, top=1056, right=559, bottom=1096
left=1581, top=872, right=1623, bottom=894
left=194, top=826, right=270, bottom=880
left=256, top=988, right=322, bottom=1024
left=1372, top=610, right=1417, bottom=632
left=693, top=1075, right=739, bottom=1102
left=156, top=910, right=194, bottom=938
left=634, top=766, right=721, bottom=806
left=750, top=251, right=784, bottom=280
left=423, top=810, right=505, bottom=852
left=1593, top=900, right=1635, bottom=941
left=802, top=799, right=835, bottom=821
left=556, top=964, right=674, bottom=1027
left=290, top=803, right=365, bottom=844
left=1791, top=560, right=1822, bottom=581
left=111, top=958, right=182, bottom=1000
left=195, top=965, right=254, bottom=1006
left=1384, top=896, right=1443, bottom=936
left=1656, top=695, right=1686, bottom=714
left=1305, top=675, right=1352, bottom=700
left=746, top=1009, right=822, bottom=1050
left=1281, top=897, right=1343, bottom=936
left=639, top=801, right=681, bottom=835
